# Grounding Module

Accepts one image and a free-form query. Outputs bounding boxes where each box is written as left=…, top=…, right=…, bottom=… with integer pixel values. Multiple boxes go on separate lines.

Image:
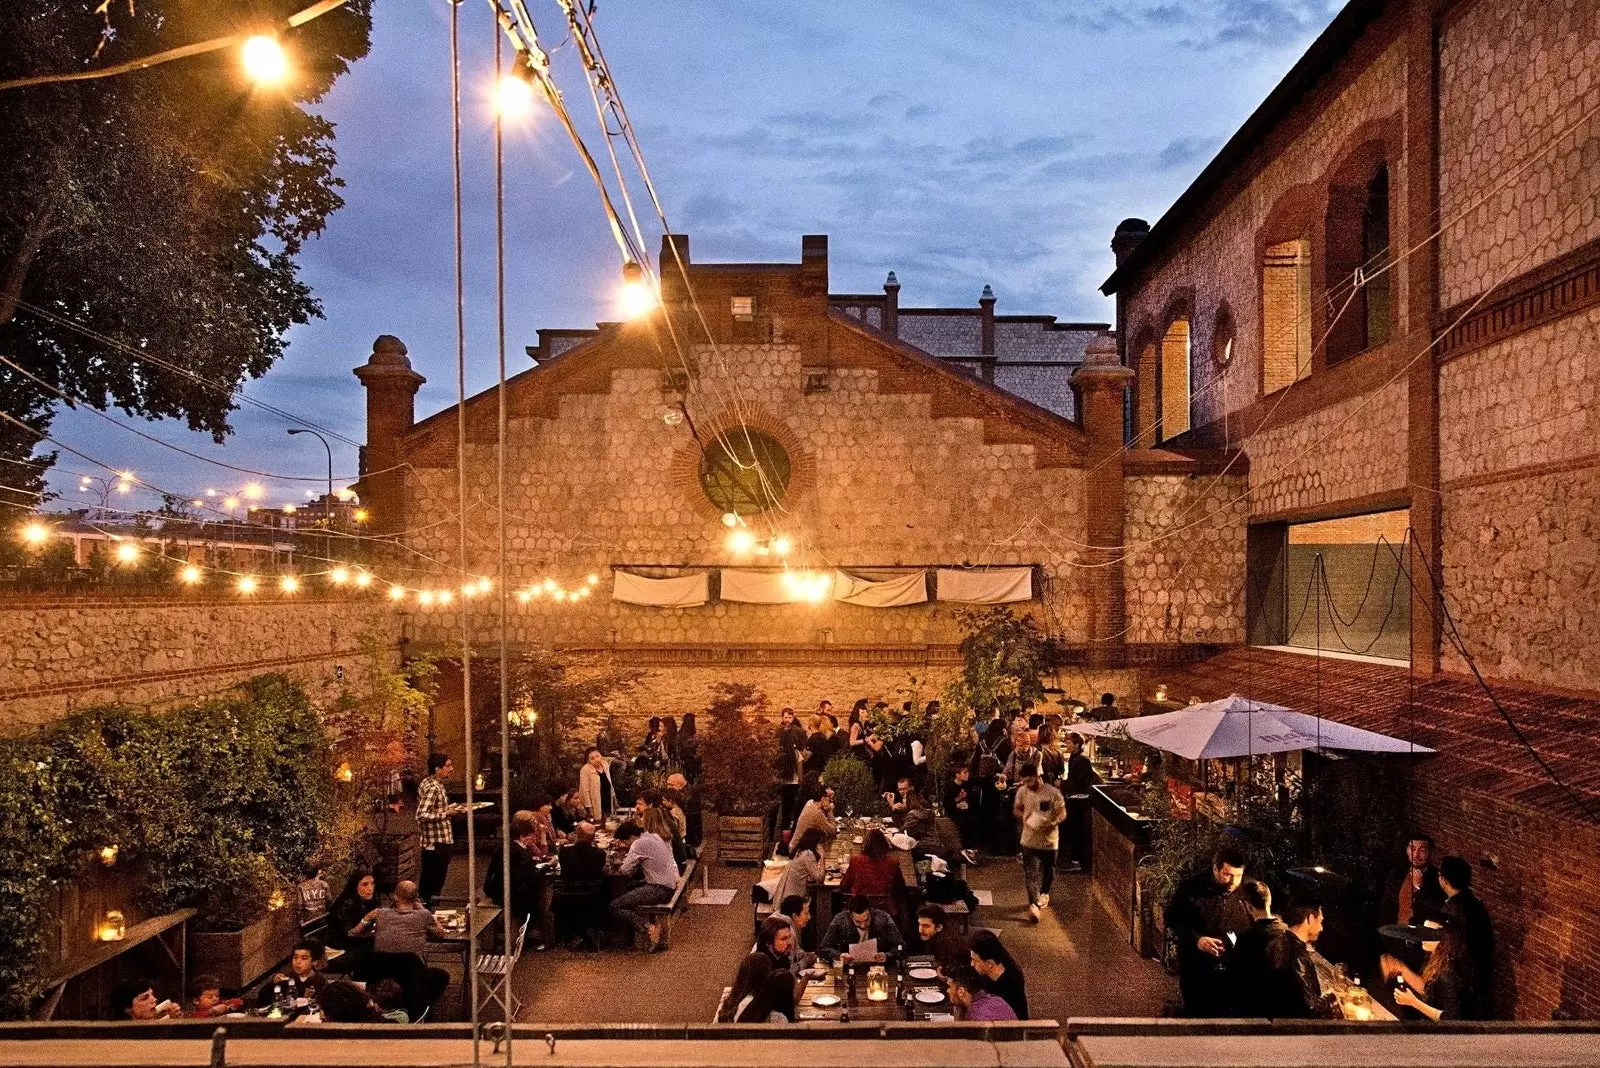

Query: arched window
left=1325, top=163, right=1391, bottom=363
left=1158, top=318, right=1191, bottom=440
left=1262, top=237, right=1312, bottom=394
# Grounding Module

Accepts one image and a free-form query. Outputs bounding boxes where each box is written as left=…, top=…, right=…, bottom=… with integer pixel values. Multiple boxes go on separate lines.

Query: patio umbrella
left=1072, top=693, right=1432, bottom=760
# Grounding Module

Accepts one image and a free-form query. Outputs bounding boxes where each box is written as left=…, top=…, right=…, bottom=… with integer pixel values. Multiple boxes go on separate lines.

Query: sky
left=46, top=0, right=1342, bottom=512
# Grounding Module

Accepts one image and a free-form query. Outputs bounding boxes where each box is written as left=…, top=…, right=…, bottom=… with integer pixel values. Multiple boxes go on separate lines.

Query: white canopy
left=1073, top=693, right=1433, bottom=760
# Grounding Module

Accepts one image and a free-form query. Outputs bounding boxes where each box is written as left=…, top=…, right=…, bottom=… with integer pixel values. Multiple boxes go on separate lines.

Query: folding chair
left=476, top=914, right=530, bottom=1019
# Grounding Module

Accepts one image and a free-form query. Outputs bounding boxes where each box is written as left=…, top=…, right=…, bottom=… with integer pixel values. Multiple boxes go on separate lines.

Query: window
left=1212, top=305, right=1235, bottom=368
left=730, top=296, right=755, bottom=322
left=1158, top=319, right=1191, bottom=440
left=1325, top=164, right=1391, bottom=363
left=1262, top=238, right=1312, bottom=394
left=699, top=429, right=791, bottom=516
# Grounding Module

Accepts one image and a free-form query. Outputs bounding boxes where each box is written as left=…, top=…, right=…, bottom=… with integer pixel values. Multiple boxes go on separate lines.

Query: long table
left=762, top=818, right=919, bottom=932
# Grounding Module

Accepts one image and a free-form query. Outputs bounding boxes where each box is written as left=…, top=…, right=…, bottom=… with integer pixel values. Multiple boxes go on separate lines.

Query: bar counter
left=1088, top=782, right=1153, bottom=950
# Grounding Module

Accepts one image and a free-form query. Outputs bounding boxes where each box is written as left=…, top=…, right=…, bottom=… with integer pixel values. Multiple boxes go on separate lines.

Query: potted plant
left=696, top=682, right=777, bottom=864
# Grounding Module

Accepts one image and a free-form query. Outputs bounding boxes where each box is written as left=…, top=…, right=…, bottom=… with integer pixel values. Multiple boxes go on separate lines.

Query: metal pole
left=287, top=428, right=334, bottom=564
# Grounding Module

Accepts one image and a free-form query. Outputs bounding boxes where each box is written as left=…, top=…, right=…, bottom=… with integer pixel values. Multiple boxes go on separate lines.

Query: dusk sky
left=48, top=0, right=1342, bottom=511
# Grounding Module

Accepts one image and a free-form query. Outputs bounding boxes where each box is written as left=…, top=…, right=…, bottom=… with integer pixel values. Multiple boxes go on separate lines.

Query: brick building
left=1101, top=0, right=1600, bottom=1020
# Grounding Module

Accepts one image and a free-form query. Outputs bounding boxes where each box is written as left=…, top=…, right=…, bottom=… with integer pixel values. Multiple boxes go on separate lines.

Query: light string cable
left=0, top=0, right=352, bottom=91
left=492, top=19, right=516, bottom=1056
left=445, top=4, right=482, bottom=1058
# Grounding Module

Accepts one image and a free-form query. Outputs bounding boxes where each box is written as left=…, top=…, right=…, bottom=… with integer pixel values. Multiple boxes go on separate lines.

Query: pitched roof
left=1156, top=647, right=1600, bottom=824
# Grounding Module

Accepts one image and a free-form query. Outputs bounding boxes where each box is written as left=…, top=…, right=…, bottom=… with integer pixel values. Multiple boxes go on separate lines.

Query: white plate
left=812, top=994, right=841, bottom=1007
left=907, top=967, right=938, bottom=981
left=914, top=989, right=945, bottom=1004
left=852, top=836, right=863, bottom=845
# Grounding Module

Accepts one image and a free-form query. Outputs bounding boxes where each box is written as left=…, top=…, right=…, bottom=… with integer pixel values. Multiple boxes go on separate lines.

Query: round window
left=699, top=429, right=791, bottom=516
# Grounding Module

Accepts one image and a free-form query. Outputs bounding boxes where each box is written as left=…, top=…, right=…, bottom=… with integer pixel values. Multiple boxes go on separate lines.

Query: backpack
left=976, top=738, right=1003, bottom=780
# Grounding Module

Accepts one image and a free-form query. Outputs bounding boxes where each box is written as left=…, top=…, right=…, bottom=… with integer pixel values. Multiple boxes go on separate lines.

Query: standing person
left=662, top=715, right=679, bottom=766
left=864, top=732, right=902, bottom=796
left=1060, top=732, right=1098, bottom=873
left=666, top=772, right=704, bottom=849
left=609, top=819, right=678, bottom=952
left=774, top=707, right=809, bottom=839
left=578, top=746, right=616, bottom=822
left=1386, top=832, right=1446, bottom=926
left=677, top=713, right=702, bottom=781
left=1012, top=761, right=1066, bottom=922
left=635, top=719, right=668, bottom=775
left=1226, top=880, right=1286, bottom=1016
left=1435, top=855, right=1495, bottom=1017
left=416, top=752, right=463, bottom=909
left=1035, top=723, right=1065, bottom=788
left=1093, top=692, right=1120, bottom=720
left=805, top=712, right=839, bottom=777
left=948, top=965, right=1018, bottom=1021
left=845, top=700, right=870, bottom=760
left=973, top=718, right=1013, bottom=856
left=1165, top=843, right=1252, bottom=1017
left=944, top=761, right=979, bottom=853
left=969, top=930, right=1028, bottom=1020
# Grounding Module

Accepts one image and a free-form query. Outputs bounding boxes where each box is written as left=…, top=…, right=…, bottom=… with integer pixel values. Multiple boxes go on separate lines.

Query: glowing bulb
left=279, top=575, right=300, bottom=594
left=721, top=512, right=739, bottom=528
left=335, top=488, right=355, bottom=502
left=476, top=577, right=492, bottom=594
left=242, top=483, right=264, bottom=501
left=237, top=576, right=259, bottom=595
left=205, top=489, right=217, bottom=498
left=516, top=590, right=532, bottom=604
left=335, top=762, right=354, bottom=783
left=586, top=573, right=599, bottom=586
left=418, top=590, right=435, bottom=607
left=179, top=565, right=202, bottom=585
left=222, top=497, right=240, bottom=510
left=772, top=536, right=792, bottom=556
left=115, top=542, right=139, bottom=565
left=241, top=35, right=288, bottom=86
left=329, top=566, right=349, bottom=585
left=190, top=499, right=204, bottom=508
left=115, top=481, right=131, bottom=494
left=542, top=578, right=557, bottom=593
left=119, top=471, right=134, bottom=482
left=618, top=263, right=658, bottom=319
left=728, top=529, right=756, bottom=553
left=268, top=889, right=287, bottom=911
left=282, top=504, right=297, bottom=515
left=352, top=508, right=368, bottom=523
left=551, top=590, right=566, bottom=603
left=437, top=590, right=453, bottom=605
left=388, top=585, right=406, bottom=601
left=495, top=71, right=537, bottom=118
left=304, top=489, right=316, bottom=499
left=353, top=571, right=372, bottom=589
left=20, top=522, right=49, bottom=547
left=99, top=845, right=119, bottom=866
left=460, top=583, right=475, bottom=599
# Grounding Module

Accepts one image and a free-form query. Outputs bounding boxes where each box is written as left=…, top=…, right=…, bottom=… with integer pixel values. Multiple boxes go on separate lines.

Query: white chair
left=476, top=915, right=530, bottom=1019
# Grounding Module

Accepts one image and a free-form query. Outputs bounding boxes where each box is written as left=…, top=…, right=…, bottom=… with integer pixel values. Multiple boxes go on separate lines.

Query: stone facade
left=1124, top=475, right=1250, bottom=645
left=1244, top=375, right=1408, bottom=518
left=1437, top=0, right=1600, bottom=308
left=0, top=597, right=405, bottom=731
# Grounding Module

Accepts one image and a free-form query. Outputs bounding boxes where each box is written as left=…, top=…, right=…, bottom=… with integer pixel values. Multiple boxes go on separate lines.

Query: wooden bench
left=637, top=859, right=696, bottom=949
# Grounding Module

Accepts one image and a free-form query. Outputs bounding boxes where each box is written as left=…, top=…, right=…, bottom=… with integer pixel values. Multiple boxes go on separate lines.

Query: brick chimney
left=1071, top=332, right=1135, bottom=663
left=800, top=235, right=829, bottom=296
left=883, top=270, right=900, bottom=337
left=353, top=335, right=424, bottom=537
left=1111, top=218, right=1150, bottom=266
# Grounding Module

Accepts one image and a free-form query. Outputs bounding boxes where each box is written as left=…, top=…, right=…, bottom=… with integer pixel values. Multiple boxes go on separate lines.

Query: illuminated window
left=1262, top=238, right=1312, bottom=394
left=1158, top=318, right=1191, bottom=440
left=699, top=429, right=791, bottom=516
left=730, top=296, right=755, bottom=322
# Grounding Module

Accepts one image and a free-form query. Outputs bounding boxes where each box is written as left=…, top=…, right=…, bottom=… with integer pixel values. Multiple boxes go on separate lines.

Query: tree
left=0, top=1, right=373, bottom=507
left=698, top=682, right=779, bottom=817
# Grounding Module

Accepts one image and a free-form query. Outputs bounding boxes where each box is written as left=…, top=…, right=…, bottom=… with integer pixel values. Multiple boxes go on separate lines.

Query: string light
left=20, top=521, right=49, bottom=547
left=780, top=569, right=833, bottom=603
left=242, top=483, right=264, bottom=501
left=352, top=508, right=368, bottom=523
left=436, top=589, right=453, bottom=605
left=353, top=570, right=372, bottom=589
left=179, top=565, right=202, bottom=585
left=114, top=542, right=139, bottom=565
left=495, top=69, right=538, bottom=118
left=329, top=566, right=349, bottom=585
left=278, top=575, right=300, bottom=594
left=237, top=576, right=259, bottom=595
left=728, top=528, right=756, bottom=554
left=618, top=262, right=657, bottom=319
left=388, top=585, right=406, bottom=601
left=418, top=590, right=436, bottom=607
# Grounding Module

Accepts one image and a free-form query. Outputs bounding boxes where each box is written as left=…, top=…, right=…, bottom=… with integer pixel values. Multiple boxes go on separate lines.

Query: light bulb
left=495, top=71, right=537, bottom=118
left=437, top=590, right=453, bottom=605
left=222, top=497, right=240, bottom=510
left=329, top=566, right=349, bottom=585
left=477, top=577, right=492, bottom=594
left=772, top=536, right=792, bottom=555
left=20, top=522, right=49, bottom=547
left=586, top=573, right=599, bottom=586
left=242, top=483, right=264, bottom=501
left=241, top=35, right=288, bottom=86
left=179, top=565, right=202, bottom=585
left=721, top=512, right=739, bottom=528
left=728, top=529, right=756, bottom=553
left=353, top=508, right=369, bottom=523
left=353, top=571, right=372, bottom=589
left=237, top=576, right=259, bottom=595
left=115, top=542, right=139, bottom=565
left=516, top=590, right=532, bottom=604
left=388, top=586, right=406, bottom=601
left=618, top=263, right=658, bottom=319
left=282, top=504, right=296, bottom=515
left=418, top=590, right=435, bottom=607
left=279, top=575, right=300, bottom=594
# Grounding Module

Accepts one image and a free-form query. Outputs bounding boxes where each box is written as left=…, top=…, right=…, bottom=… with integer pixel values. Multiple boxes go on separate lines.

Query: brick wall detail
left=1246, top=376, right=1408, bottom=518
left=1124, top=475, right=1250, bottom=644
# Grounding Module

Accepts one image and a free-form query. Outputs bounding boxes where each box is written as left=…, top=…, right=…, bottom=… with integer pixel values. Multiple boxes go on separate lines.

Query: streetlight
left=241, top=35, right=288, bottom=86
left=287, top=428, right=333, bottom=562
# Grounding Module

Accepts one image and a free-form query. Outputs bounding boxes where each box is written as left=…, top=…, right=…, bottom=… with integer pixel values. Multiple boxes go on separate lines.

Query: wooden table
left=794, top=963, right=953, bottom=1023
left=426, top=905, right=500, bottom=1020
left=36, top=908, right=196, bottom=1020
left=815, top=819, right=918, bottom=930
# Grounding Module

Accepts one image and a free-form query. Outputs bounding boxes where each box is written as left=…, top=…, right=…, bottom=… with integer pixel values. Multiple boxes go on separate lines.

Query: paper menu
left=847, top=938, right=878, bottom=961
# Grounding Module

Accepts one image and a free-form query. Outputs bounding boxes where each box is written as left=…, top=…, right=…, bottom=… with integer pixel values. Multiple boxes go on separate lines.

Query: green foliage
left=821, top=753, right=886, bottom=819
left=0, top=1, right=374, bottom=504
left=934, top=607, right=1057, bottom=779
left=697, top=682, right=778, bottom=816
left=0, top=675, right=340, bottom=1019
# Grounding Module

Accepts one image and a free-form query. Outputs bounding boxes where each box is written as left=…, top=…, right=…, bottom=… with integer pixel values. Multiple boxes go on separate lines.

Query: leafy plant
left=821, top=753, right=886, bottom=819
left=933, top=607, right=1058, bottom=780
left=697, top=682, right=777, bottom=817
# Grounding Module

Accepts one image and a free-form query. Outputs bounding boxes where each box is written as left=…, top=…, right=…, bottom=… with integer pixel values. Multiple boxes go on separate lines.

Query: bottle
left=271, top=982, right=286, bottom=1014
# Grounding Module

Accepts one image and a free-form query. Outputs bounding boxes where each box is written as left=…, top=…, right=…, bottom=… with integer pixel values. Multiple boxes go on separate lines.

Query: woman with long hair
left=720, top=953, right=776, bottom=1023
left=838, top=827, right=905, bottom=916
left=678, top=712, right=701, bottom=781
left=772, top=826, right=827, bottom=905
left=846, top=699, right=870, bottom=760
left=805, top=713, right=839, bottom=777
left=328, top=870, right=379, bottom=952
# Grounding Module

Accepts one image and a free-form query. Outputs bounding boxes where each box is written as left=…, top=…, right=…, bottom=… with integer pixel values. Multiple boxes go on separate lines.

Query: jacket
left=771, top=849, right=824, bottom=907
left=819, top=907, right=903, bottom=962
left=578, top=761, right=614, bottom=820
left=557, top=841, right=608, bottom=883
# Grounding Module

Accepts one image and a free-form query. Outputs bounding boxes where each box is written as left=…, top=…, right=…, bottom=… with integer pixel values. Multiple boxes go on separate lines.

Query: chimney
left=883, top=270, right=900, bottom=337
left=800, top=235, right=829, bottom=296
left=979, top=285, right=997, bottom=379
left=353, top=335, right=425, bottom=537
left=1070, top=332, right=1135, bottom=663
left=1111, top=218, right=1150, bottom=266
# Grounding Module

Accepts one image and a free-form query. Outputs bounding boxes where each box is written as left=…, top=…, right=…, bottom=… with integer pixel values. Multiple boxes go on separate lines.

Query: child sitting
left=189, top=974, right=243, bottom=1017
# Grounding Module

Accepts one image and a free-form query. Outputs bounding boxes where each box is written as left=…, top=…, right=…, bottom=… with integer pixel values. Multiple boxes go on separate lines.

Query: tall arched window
left=1262, top=238, right=1312, bottom=394
left=1159, top=318, right=1191, bottom=440
left=1326, top=162, right=1391, bottom=363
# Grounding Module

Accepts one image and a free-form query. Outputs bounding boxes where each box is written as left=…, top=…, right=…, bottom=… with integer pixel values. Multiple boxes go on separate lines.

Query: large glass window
left=699, top=429, right=791, bottom=516
left=1159, top=318, right=1192, bottom=440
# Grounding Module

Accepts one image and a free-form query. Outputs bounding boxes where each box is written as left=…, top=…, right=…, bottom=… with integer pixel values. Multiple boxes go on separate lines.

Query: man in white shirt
left=609, top=818, right=678, bottom=952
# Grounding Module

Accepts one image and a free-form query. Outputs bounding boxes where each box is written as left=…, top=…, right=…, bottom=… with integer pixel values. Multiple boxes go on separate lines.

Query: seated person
left=791, top=778, right=838, bottom=846
left=771, top=827, right=827, bottom=907
left=370, top=978, right=411, bottom=1023
left=758, top=914, right=818, bottom=982
left=914, top=904, right=967, bottom=973
left=355, top=880, right=450, bottom=1018
left=819, top=893, right=904, bottom=965
left=551, top=785, right=584, bottom=838
left=555, top=821, right=609, bottom=951
left=484, top=809, right=549, bottom=949
left=610, top=814, right=679, bottom=952
left=665, top=772, right=703, bottom=848
left=189, top=974, right=243, bottom=1017
left=970, top=930, right=1028, bottom=1020
left=317, top=980, right=388, bottom=1023
left=719, top=953, right=782, bottom=1023
left=778, top=894, right=815, bottom=953
left=110, top=979, right=180, bottom=1020
left=837, top=828, right=905, bottom=915
left=948, top=965, right=1017, bottom=1021
left=297, top=862, right=330, bottom=923
left=327, top=870, right=380, bottom=957
left=258, top=939, right=328, bottom=1005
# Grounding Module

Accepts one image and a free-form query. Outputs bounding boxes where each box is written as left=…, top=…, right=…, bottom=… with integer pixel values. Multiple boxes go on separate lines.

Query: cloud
left=903, top=102, right=942, bottom=121
left=1180, top=0, right=1341, bottom=49
left=1157, top=135, right=1223, bottom=171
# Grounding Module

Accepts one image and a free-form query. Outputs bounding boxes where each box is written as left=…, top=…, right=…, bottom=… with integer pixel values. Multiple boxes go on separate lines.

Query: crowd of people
left=1166, top=835, right=1498, bottom=1020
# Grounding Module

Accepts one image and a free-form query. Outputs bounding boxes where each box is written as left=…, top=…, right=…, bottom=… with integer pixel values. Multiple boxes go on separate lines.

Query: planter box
left=192, top=908, right=298, bottom=990
left=718, top=815, right=769, bottom=866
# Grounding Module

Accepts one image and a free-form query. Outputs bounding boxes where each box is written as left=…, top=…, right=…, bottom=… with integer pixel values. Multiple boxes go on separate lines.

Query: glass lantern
left=100, top=910, right=127, bottom=942
left=865, top=965, right=890, bottom=1002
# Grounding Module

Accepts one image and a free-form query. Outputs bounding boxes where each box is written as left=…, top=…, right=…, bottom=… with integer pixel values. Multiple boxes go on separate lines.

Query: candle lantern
left=268, top=889, right=286, bottom=911
left=99, top=910, right=127, bottom=942
left=865, top=965, right=890, bottom=1002
left=98, top=844, right=119, bottom=866
left=474, top=772, right=488, bottom=791
left=1154, top=684, right=1168, bottom=702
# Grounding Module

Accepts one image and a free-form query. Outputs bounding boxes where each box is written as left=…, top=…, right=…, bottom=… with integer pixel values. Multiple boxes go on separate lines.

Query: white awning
left=935, top=566, right=1033, bottom=603
left=611, top=570, right=710, bottom=608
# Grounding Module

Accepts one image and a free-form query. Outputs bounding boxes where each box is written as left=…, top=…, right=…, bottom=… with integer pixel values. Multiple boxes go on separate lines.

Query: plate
left=907, top=967, right=938, bottom=981
left=812, top=994, right=841, bottom=1007
left=852, top=836, right=863, bottom=845
left=914, top=989, right=945, bottom=1004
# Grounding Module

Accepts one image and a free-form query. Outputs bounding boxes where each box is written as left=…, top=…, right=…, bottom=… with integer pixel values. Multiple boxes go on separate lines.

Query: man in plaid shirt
left=418, top=752, right=463, bottom=907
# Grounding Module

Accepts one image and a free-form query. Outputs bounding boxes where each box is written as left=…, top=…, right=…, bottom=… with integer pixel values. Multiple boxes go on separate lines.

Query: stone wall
left=1439, top=308, right=1600, bottom=690
left=1124, top=475, right=1250, bottom=645
left=0, top=596, right=405, bottom=732
left=403, top=339, right=1089, bottom=653
left=1244, top=375, right=1408, bottom=518
left=896, top=312, right=982, bottom=355
left=1437, top=0, right=1600, bottom=308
